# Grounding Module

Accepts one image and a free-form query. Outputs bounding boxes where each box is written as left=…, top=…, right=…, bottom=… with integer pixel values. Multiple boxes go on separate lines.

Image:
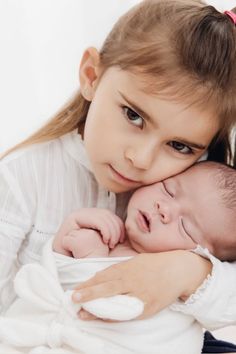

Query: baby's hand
left=62, top=229, right=109, bottom=258
left=54, top=208, right=125, bottom=251
left=70, top=208, right=125, bottom=249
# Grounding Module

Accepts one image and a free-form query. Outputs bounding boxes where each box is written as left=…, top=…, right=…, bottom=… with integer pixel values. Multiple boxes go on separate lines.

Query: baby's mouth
left=137, top=210, right=150, bottom=232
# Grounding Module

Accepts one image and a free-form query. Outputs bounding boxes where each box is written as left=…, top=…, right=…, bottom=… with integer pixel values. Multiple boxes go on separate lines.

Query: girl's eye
left=122, top=106, right=144, bottom=128
left=168, top=141, right=194, bottom=155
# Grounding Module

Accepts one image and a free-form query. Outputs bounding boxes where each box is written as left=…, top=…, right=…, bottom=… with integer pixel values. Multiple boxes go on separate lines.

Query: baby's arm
left=53, top=208, right=125, bottom=258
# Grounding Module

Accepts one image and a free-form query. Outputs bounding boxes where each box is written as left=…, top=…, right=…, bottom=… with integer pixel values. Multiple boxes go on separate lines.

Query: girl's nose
left=124, top=141, right=157, bottom=170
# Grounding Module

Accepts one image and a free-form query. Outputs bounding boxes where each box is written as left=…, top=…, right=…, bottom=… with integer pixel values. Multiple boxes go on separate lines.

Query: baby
left=54, top=161, right=236, bottom=262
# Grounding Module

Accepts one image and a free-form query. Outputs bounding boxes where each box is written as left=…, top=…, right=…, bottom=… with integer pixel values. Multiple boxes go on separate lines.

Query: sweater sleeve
left=170, top=251, right=236, bottom=330
left=0, top=160, right=33, bottom=313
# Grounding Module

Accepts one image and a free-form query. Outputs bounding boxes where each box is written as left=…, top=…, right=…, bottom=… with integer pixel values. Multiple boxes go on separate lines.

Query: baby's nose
left=155, top=202, right=171, bottom=224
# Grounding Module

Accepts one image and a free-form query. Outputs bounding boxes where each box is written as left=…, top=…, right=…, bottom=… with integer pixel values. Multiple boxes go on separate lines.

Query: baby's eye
left=181, top=218, right=196, bottom=244
left=162, top=181, right=174, bottom=198
left=168, top=141, right=194, bottom=155
left=123, top=106, right=144, bottom=128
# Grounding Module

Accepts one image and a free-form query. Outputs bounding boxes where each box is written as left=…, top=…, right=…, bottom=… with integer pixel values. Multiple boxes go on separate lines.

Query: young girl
left=1, top=0, right=236, bottom=352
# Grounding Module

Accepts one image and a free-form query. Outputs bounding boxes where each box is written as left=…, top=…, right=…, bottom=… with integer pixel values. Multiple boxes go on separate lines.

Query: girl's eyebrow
left=172, top=138, right=206, bottom=151
left=118, top=91, right=207, bottom=151
left=118, top=91, right=154, bottom=123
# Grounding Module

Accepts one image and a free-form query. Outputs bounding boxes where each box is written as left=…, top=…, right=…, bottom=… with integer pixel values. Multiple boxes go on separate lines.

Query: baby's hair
left=213, top=163, right=236, bottom=212
left=196, top=161, right=236, bottom=261
left=2, top=0, right=236, bottom=166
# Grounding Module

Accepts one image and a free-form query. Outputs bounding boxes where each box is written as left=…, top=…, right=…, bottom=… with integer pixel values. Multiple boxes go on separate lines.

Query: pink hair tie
left=224, top=10, right=236, bottom=25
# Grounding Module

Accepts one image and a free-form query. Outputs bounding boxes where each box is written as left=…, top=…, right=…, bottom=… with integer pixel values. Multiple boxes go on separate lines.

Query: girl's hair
left=3, top=0, right=236, bottom=166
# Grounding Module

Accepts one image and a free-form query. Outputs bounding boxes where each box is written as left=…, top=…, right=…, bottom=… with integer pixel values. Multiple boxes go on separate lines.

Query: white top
left=0, top=130, right=236, bottom=329
left=0, top=130, right=130, bottom=312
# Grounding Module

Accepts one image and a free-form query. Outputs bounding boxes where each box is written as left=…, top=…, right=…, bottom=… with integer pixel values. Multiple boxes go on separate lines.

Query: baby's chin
left=127, top=236, right=144, bottom=253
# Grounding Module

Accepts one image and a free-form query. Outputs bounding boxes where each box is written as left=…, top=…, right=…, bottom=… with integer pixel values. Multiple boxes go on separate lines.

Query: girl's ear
left=79, top=47, right=102, bottom=101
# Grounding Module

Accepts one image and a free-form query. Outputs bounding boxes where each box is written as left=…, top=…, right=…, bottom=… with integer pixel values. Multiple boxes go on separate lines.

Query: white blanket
left=0, top=238, right=204, bottom=354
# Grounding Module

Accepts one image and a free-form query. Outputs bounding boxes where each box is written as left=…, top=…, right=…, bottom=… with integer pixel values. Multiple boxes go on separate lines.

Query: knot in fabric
left=45, top=291, right=79, bottom=348
left=46, top=321, right=63, bottom=348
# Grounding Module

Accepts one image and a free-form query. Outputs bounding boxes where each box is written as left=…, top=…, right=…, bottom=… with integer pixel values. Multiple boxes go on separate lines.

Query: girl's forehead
left=99, top=67, right=220, bottom=144
left=108, top=67, right=218, bottom=119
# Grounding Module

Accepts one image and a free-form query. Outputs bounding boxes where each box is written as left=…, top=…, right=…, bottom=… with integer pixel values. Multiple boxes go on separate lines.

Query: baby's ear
left=79, top=47, right=102, bottom=101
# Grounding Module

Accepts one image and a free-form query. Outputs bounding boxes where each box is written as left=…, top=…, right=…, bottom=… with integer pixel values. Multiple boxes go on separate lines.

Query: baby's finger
left=105, top=219, right=121, bottom=248
left=103, top=215, right=125, bottom=248
left=117, top=218, right=126, bottom=243
left=98, top=217, right=119, bottom=248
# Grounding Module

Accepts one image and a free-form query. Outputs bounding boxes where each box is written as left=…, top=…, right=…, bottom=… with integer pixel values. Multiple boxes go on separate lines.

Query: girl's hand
left=72, top=251, right=212, bottom=319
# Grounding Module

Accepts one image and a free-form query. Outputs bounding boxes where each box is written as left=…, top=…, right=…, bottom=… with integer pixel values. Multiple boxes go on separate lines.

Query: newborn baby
left=54, top=161, right=236, bottom=261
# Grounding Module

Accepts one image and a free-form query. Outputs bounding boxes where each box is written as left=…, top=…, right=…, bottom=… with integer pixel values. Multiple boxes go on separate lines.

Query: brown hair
left=213, top=162, right=236, bottom=261
left=3, top=0, right=236, bottom=166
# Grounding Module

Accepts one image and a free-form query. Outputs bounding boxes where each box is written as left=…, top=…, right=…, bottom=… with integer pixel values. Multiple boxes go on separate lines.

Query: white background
left=0, top=0, right=235, bottom=151
left=0, top=0, right=236, bottom=342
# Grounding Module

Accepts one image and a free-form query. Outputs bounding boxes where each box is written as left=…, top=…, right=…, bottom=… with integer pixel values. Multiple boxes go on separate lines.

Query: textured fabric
left=0, top=238, right=203, bottom=354
left=0, top=131, right=130, bottom=313
left=171, top=250, right=236, bottom=330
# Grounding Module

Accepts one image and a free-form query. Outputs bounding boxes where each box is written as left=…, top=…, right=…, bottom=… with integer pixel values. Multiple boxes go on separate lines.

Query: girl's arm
left=73, top=251, right=236, bottom=329
left=72, top=250, right=213, bottom=318
left=0, top=163, right=33, bottom=313
left=170, top=253, right=236, bottom=330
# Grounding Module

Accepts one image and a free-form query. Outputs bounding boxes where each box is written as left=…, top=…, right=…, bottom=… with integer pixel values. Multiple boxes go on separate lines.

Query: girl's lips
left=109, top=165, right=140, bottom=185
left=136, top=210, right=150, bottom=233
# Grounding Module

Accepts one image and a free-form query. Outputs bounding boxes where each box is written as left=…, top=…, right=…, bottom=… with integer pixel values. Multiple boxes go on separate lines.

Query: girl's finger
left=79, top=309, right=119, bottom=323
left=72, top=279, right=125, bottom=303
left=75, top=263, right=124, bottom=290
left=78, top=309, right=98, bottom=320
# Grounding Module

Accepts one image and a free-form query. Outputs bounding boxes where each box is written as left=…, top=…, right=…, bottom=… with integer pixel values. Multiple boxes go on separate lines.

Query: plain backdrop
left=0, top=0, right=236, bottom=343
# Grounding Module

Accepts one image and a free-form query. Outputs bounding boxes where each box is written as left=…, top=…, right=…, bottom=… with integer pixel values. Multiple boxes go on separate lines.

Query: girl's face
left=83, top=66, right=219, bottom=193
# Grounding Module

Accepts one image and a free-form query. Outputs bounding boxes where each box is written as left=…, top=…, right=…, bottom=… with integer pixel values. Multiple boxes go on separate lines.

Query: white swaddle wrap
left=0, top=238, right=204, bottom=354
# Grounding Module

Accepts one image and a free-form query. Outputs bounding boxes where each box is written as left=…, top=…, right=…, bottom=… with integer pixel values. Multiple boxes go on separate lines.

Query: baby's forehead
left=192, top=165, right=235, bottom=223
left=186, top=163, right=220, bottom=185
left=178, top=164, right=225, bottom=212
left=188, top=162, right=217, bottom=175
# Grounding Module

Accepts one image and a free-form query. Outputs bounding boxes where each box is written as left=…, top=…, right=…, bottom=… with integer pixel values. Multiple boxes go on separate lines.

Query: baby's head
left=125, top=161, right=236, bottom=261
